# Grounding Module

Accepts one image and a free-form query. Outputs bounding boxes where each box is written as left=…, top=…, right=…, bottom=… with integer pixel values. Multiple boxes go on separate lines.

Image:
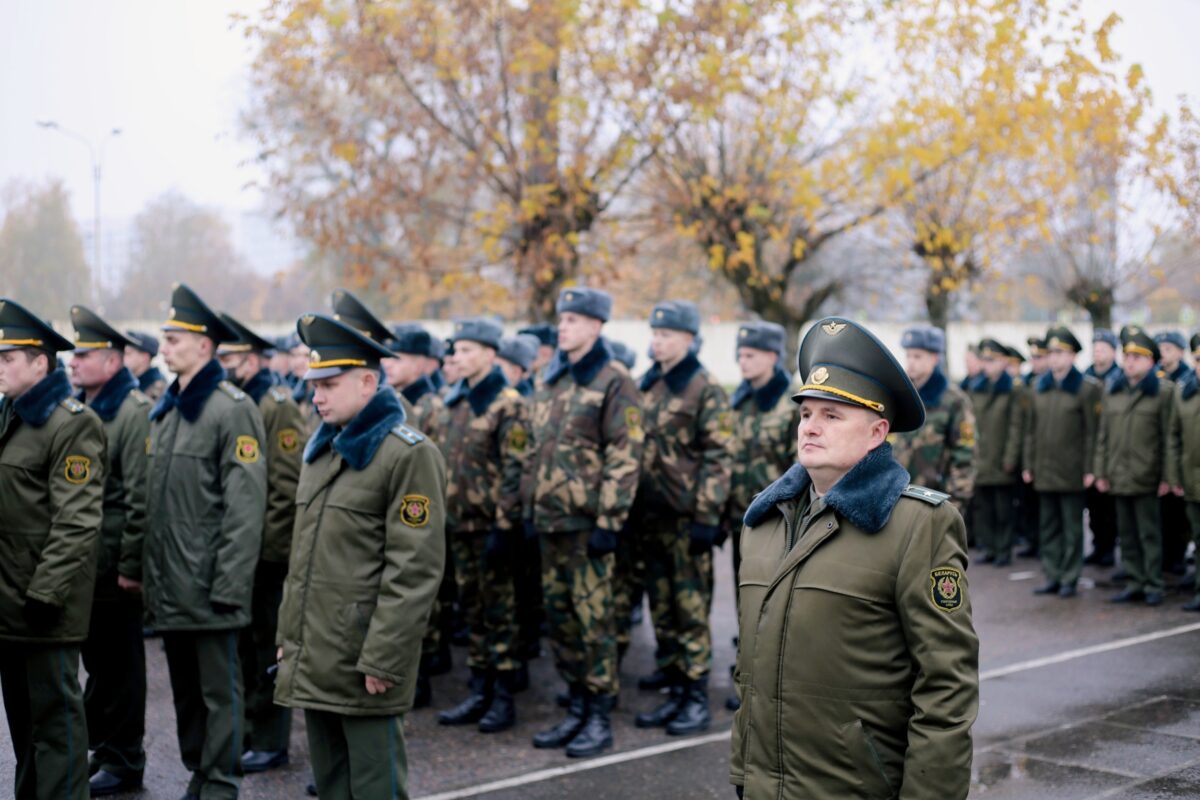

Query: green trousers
left=239, top=561, right=292, bottom=753
left=1038, top=491, right=1086, bottom=587
left=163, top=630, right=244, bottom=800
left=645, top=517, right=713, bottom=681
left=0, top=643, right=89, bottom=800
left=1189, top=502, right=1200, bottom=602
left=613, top=523, right=645, bottom=653
left=306, top=710, right=408, bottom=799
left=1114, top=494, right=1164, bottom=593
left=974, top=485, right=1015, bottom=559
left=82, top=585, right=146, bottom=777
left=541, top=530, right=618, bottom=696
left=450, top=530, right=519, bottom=672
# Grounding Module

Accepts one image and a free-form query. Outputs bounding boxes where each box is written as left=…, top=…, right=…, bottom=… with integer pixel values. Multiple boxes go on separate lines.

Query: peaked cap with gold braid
left=69, top=305, right=133, bottom=353
left=217, top=312, right=277, bottom=356
left=160, top=283, right=236, bottom=343
left=0, top=297, right=73, bottom=352
left=330, top=288, right=393, bottom=344
left=297, top=313, right=395, bottom=380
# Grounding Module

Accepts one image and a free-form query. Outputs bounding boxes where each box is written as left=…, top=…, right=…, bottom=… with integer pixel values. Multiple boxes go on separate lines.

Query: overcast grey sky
left=1, top=0, right=1197, bottom=225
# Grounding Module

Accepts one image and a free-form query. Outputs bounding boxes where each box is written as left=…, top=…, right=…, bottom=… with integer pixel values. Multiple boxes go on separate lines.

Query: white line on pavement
left=415, top=621, right=1200, bottom=799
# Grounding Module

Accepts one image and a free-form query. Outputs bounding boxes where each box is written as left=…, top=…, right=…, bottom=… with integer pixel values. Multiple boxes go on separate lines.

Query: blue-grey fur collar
left=446, top=366, right=508, bottom=416
left=429, top=370, right=445, bottom=391
left=84, top=367, right=137, bottom=422
left=138, top=366, right=165, bottom=392
left=1169, top=363, right=1195, bottom=384
left=968, top=371, right=1013, bottom=395
left=401, top=375, right=435, bottom=405
left=13, top=368, right=72, bottom=428
left=1108, top=368, right=1160, bottom=397
left=731, top=365, right=792, bottom=412
left=543, top=338, right=612, bottom=387
left=150, top=359, right=226, bottom=423
left=303, top=387, right=407, bottom=469
left=640, top=352, right=702, bottom=394
left=1182, top=372, right=1198, bottom=401
left=1086, top=362, right=1120, bottom=382
left=918, top=367, right=949, bottom=408
left=516, top=377, right=534, bottom=397
left=241, top=368, right=274, bottom=405
left=1037, top=366, right=1084, bottom=395
left=743, top=443, right=911, bottom=534
left=292, top=377, right=311, bottom=404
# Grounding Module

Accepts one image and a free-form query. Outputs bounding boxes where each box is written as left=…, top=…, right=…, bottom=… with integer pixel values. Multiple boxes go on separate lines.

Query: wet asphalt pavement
left=3, top=546, right=1199, bottom=799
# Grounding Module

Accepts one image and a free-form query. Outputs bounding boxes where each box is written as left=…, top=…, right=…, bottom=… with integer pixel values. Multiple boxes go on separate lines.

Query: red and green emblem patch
left=930, top=566, right=963, bottom=612
left=236, top=435, right=261, bottom=464
left=401, top=494, right=431, bottom=528
left=64, top=455, right=91, bottom=485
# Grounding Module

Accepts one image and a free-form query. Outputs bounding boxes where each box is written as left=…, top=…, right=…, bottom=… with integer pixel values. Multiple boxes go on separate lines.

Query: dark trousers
left=82, top=586, right=147, bottom=777
left=1086, top=486, right=1118, bottom=557
left=513, top=531, right=545, bottom=661
left=975, top=485, right=1015, bottom=559
left=1114, top=494, right=1164, bottom=594
left=306, top=710, right=408, bottom=800
left=0, top=643, right=89, bottom=800
left=1162, top=493, right=1191, bottom=569
left=1038, top=491, right=1086, bottom=586
left=1189, top=502, right=1200, bottom=602
left=1017, top=482, right=1040, bottom=548
left=163, top=630, right=245, bottom=800
left=239, top=561, right=291, bottom=753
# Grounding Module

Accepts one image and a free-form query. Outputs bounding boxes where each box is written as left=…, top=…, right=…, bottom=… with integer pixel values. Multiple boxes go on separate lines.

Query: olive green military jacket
left=1167, top=376, right=1200, bottom=501
left=1022, top=367, right=1101, bottom=493
left=524, top=339, right=643, bottom=534
left=85, top=368, right=151, bottom=587
left=966, top=372, right=1023, bottom=486
left=275, top=388, right=446, bottom=716
left=1094, top=370, right=1173, bottom=496
left=731, top=446, right=978, bottom=800
left=0, top=369, right=106, bottom=643
left=889, top=368, right=975, bottom=514
left=144, top=360, right=268, bottom=631
left=639, top=353, right=733, bottom=527
left=439, top=367, right=527, bottom=534
left=723, top=367, right=799, bottom=536
left=244, top=370, right=307, bottom=565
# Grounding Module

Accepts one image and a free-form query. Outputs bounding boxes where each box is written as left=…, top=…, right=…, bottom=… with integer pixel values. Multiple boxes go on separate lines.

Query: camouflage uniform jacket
left=638, top=352, right=733, bottom=527
left=723, top=366, right=799, bottom=535
left=966, top=372, right=1024, bottom=486
left=440, top=366, right=527, bottom=533
left=401, top=376, right=445, bottom=443
left=524, top=339, right=643, bottom=535
left=243, top=369, right=307, bottom=564
left=889, top=367, right=975, bottom=512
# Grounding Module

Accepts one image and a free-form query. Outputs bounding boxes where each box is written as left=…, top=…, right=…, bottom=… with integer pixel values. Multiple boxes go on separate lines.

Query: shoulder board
left=59, top=397, right=86, bottom=414
left=130, top=389, right=152, bottom=406
left=902, top=485, right=950, bottom=506
left=269, top=386, right=290, bottom=403
left=391, top=424, right=425, bottom=445
left=218, top=381, right=247, bottom=401
left=502, top=388, right=521, bottom=399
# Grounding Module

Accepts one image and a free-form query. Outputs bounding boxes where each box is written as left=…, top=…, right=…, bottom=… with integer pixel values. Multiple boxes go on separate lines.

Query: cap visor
left=791, top=388, right=881, bottom=411
left=303, top=365, right=349, bottom=381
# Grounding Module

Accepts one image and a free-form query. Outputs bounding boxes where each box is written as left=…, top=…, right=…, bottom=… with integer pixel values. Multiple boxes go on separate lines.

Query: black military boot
left=533, top=683, right=588, bottom=748
left=637, top=668, right=671, bottom=691
left=478, top=670, right=517, bottom=733
left=438, top=668, right=493, bottom=726
left=667, top=676, right=711, bottom=735
left=635, top=677, right=685, bottom=728
left=566, top=694, right=614, bottom=758
left=512, top=661, right=530, bottom=693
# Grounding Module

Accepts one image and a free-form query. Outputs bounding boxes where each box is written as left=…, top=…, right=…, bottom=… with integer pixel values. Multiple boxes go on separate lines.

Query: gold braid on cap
left=795, top=383, right=885, bottom=413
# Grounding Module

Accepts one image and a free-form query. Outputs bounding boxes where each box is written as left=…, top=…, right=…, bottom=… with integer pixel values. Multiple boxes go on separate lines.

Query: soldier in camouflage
left=635, top=300, right=733, bottom=737
left=436, top=318, right=529, bottom=735
left=889, top=326, right=976, bottom=518
left=523, top=287, right=642, bottom=758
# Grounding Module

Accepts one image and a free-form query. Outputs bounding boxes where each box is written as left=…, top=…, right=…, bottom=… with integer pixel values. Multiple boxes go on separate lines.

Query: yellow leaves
left=331, top=141, right=358, bottom=163
left=1093, top=13, right=1121, bottom=64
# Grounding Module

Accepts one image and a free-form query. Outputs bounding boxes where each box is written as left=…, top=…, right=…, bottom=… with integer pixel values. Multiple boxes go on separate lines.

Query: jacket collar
left=292, top=377, right=312, bottom=404
left=1182, top=372, right=1199, bottom=401
left=1169, top=363, right=1196, bottom=383
left=150, top=358, right=226, bottom=423
left=401, top=375, right=435, bottom=405
left=731, top=365, right=792, bottom=412
left=446, top=365, right=508, bottom=416
left=744, top=443, right=911, bottom=534
left=138, top=366, right=165, bottom=392
left=516, top=377, right=534, bottom=397
left=917, top=367, right=949, bottom=408
left=83, top=367, right=138, bottom=422
left=640, top=351, right=702, bottom=394
left=241, top=368, right=274, bottom=405
left=1036, top=366, right=1084, bottom=395
left=968, top=371, right=1012, bottom=395
left=1108, top=368, right=1160, bottom=397
left=429, top=370, right=445, bottom=391
left=1086, top=362, right=1120, bottom=382
left=12, top=368, right=73, bottom=428
left=304, top=387, right=407, bottom=469
left=543, top=338, right=612, bottom=387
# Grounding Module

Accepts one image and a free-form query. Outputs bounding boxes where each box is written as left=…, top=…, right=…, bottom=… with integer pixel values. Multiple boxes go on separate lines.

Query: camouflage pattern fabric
left=450, top=532, right=518, bottom=672
left=541, top=530, right=618, bottom=696
left=645, top=518, right=713, bottom=681
left=889, top=373, right=977, bottom=516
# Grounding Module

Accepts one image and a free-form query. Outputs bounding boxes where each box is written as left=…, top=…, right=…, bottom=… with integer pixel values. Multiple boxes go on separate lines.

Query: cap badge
left=309, top=350, right=320, bottom=364
left=167, top=307, right=177, bottom=319
left=302, top=315, right=315, bottom=325
left=822, top=322, right=846, bottom=336
left=811, top=366, right=829, bottom=385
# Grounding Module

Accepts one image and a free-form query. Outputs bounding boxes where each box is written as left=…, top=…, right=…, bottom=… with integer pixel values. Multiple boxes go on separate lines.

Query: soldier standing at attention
left=967, top=339, right=1025, bottom=566
left=124, top=330, right=168, bottom=401
left=1023, top=327, right=1101, bottom=598
left=0, top=299, right=105, bottom=800
left=436, top=318, right=529, bottom=734
left=498, top=334, right=540, bottom=396
left=68, top=307, right=152, bottom=797
left=635, top=300, right=732, bottom=736
left=1168, top=334, right=1200, bottom=612
left=273, top=313, right=445, bottom=799
left=1085, top=329, right=1122, bottom=567
left=960, top=343, right=982, bottom=391
left=144, top=284, right=268, bottom=800
left=730, top=317, right=978, bottom=800
left=519, top=323, right=559, bottom=375
left=889, top=325, right=976, bottom=518
left=1095, top=326, right=1174, bottom=606
left=1013, top=338, right=1045, bottom=557
left=525, top=288, right=642, bottom=757
left=1155, top=331, right=1194, bottom=576
left=287, top=335, right=319, bottom=435
left=215, top=313, right=308, bottom=774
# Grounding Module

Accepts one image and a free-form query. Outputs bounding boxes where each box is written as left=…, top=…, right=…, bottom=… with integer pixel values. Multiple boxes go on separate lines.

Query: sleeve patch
left=958, top=418, right=975, bottom=448
left=278, top=428, right=300, bottom=454
left=508, top=423, right=528, bottom=453
left=235, top=435, right=261, bottom=463
left=930, top=567, right=963, bottom=612
left=64, top=455, right=92, bottom=484
left=401, top=494, right=431, bottom=527
left=717, top=410, right=733, bottom=435
left=624, top=406, right=644, bottom=442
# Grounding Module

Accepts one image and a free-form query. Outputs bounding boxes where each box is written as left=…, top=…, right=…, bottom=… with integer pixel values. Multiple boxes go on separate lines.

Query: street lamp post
left=36, top=121, right=122, bottom=304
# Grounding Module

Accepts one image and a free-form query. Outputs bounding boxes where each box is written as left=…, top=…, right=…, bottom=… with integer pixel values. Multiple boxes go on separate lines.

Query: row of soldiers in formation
left=892, top=324, right=1200, bottom=607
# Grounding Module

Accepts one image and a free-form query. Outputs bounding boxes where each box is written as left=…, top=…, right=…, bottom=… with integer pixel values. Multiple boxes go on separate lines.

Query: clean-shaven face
left=311, top=368, right=377, bottom=426
left=796, top=398, right=890, bottom=479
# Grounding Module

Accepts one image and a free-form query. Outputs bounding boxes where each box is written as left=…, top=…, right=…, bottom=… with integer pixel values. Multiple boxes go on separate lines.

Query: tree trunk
left=925, top=283, right=951, bottom=330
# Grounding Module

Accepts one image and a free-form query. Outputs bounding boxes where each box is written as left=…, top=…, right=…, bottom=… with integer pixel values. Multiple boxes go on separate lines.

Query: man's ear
left=871, top=417, right=891, bottom=448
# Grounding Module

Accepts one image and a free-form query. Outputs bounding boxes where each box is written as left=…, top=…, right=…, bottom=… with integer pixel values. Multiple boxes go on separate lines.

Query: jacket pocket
left=843, top=719, right=896, bottom=799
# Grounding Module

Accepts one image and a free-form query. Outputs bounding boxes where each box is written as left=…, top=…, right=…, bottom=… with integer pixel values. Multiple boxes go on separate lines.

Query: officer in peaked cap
left=1151, top=331, right=1193, bottom=577
left=0, top=298, right=106, bottom=799
left=731, top=316, right=977, bottom=800
left=330, top=288, right=393, bottom=344
left=161, top=283, right=237, bottom=343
